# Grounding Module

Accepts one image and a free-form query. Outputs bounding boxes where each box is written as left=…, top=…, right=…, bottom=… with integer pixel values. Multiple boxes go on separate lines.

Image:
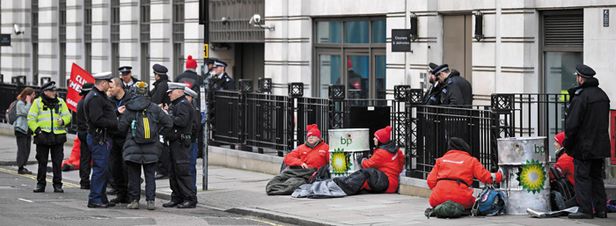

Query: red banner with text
left=66, top=63, right=94, bottom=112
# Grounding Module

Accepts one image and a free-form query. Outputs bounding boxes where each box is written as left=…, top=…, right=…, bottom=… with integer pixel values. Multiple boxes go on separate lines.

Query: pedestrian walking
left=119, top=81, right=173, bottom=210
left=84, top=72, right=118, bottom=208
left=14, top=87, right=36, bottom=175
left=77, top=83, right=94, bottom=189
left=564, top=64, right=611, bottom=219
left=28, top=81, right=71, bottom=193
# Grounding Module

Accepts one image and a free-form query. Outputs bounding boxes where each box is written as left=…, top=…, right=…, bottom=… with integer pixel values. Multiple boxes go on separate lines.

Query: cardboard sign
left=66, top=63, right=94, bottom=112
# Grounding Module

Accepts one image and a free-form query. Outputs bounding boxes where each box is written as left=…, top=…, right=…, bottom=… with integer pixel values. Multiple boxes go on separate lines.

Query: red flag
left=66, top=63, right=94, bottom=112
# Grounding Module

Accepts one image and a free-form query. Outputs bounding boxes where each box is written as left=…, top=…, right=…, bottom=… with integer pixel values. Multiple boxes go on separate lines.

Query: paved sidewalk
left=0, top=135, right=614, bottom=225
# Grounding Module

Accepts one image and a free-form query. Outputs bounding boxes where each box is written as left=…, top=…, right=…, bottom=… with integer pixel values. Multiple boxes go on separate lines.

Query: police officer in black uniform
left=118, top=66, right=139, bottom=91
left=77, top=83, right=94, bottom=189
left=183, top=87, right=200, bottom=192
left=564, top=64, right=611, bottom=219
left=84, top=72, right=118, bottom=208
left=150, top=64, right=171, bottom=105
left=162, top=83, right=197, bottom=209
left=107, top=77, right=134, bottom=203
left=422, top=62, right=442, bottom=105
left=208, top=60, right=236, bottom=91
left=432, top=64, right=472, bottom=106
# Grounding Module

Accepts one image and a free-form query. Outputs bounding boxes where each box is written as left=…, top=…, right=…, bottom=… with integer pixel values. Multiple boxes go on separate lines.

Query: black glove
left=34, top=128, right=42, bottom=136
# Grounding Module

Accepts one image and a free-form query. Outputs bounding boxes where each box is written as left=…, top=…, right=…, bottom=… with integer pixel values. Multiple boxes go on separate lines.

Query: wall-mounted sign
left=391, top=29, right=412, bottom=52
left=0, top=34, right=11, bottom=46
left=604, top=9, right=610, bottom=27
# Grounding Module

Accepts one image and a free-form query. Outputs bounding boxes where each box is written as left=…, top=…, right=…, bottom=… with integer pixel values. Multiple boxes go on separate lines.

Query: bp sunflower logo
left=516, top=159, right=546, bottom=194
left=330, top=148, right=351, bottom=176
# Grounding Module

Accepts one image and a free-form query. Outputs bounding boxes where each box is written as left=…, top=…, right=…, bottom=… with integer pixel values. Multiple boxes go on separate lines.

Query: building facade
left=1, top=0, right=615, bottom=110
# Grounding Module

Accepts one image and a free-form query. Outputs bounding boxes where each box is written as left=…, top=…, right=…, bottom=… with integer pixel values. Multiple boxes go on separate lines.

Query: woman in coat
left=14, top=87, right=36, bottom=174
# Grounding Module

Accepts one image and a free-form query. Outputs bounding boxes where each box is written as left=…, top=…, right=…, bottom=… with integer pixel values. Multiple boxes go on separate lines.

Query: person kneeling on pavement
left=293, top=126, right=405, bottom=198
left=118, top=81, right=173, bottom=210
left=266, top=124, right=330, bottom=195
left=427, top=137, right=502, bottom=211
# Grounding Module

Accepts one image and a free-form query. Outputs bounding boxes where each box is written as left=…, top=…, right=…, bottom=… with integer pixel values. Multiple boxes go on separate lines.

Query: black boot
left=53, top=184, right=64, bottom=193
left=33, top=185, right=45, bottom=193
left=162, top=200, right=182, bottom=208
left=177, top=201, right=197, bottom=209
left=594, top=211, right=607, bottom=218
left=568, top=212, right=594, bottom=219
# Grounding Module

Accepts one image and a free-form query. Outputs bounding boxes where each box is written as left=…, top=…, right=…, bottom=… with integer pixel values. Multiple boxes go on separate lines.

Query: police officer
left=28, top=81, right=72, bottom=193
left=77, top=83, right=94, bottom=189
left=564, top=64, right=611, bottom=219
left=149, top=64, right=170, bottom=105
left=162, top=83, right=197, bottom=209
left=84, top=72, right=119, bottom=208
left=107, top=77, right=134, bottom=203
left=183, top=87, right=200, bottom=191
left=432, top=64, right=472, bottom=106
left=422, top=62, right=442, bottom=105
left=208, top=60, right=236, bottom=91
left=119, top=66, right=139, bottom=91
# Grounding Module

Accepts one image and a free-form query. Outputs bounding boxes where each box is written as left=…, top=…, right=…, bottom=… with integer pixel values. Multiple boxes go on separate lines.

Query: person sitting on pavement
left=266, top=124, right=330, bottom=195
left=549, top=131, right=577, bottom=210
left=427, top=137, right=502, bottom=209
left=550, top=132, right=575, bottom=186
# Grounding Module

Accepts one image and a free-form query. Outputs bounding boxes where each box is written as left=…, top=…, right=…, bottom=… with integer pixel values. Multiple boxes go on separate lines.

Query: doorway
left=442, top=15, right=473, bottom=82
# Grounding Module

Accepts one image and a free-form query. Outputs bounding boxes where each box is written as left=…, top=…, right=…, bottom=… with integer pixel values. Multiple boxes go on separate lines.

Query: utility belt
left=437, top=178, right=470, bottom=187
left=89, top=128, right=109, bottom=145
left=167, top=131, right=192, bottom=145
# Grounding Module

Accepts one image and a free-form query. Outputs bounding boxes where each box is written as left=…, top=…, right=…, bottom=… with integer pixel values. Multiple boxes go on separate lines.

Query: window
left=111, top=0, right=120, bottom=72
left=59, top=0, right=66, bottom=86
left=141, top=0, right=150, bottom=83
left=31, top=0, right=39, bottom=85
left=173, top=0, right=185, bottom=77
left=314, top=18, right=386, bottom=99
left=84, top=0, right=92, bottom=71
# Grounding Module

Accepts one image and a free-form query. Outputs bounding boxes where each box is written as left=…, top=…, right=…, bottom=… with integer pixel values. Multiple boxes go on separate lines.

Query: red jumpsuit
left=427, top=150, right=494, bottom=209
left=553, top=153, right=575, bottom=186
left=283, top=142, right=330, bottom=169
left=361, top=148, right=405, bottom=193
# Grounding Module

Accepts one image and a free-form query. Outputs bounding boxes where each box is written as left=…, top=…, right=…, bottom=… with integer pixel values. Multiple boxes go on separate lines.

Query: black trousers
left=78, top=132, right=91, bottom=186
left=157, top=142, right=171, bottom=176
left=574, top=158, right=607, bottom=214
left=15, top=131, right=32, bottom=168
left=168, top=140, right=197, bottom=202
left=35, top=144, right=64, bottom=186
left=126, top=161, right=157, bottom=202
left=110, top=138, right=128, bottom=199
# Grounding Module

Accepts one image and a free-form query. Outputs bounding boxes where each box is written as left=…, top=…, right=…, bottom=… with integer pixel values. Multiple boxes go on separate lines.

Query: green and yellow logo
left=516, top=159, right=546, bottom=194
left=330, top=148, right=352, bottom=176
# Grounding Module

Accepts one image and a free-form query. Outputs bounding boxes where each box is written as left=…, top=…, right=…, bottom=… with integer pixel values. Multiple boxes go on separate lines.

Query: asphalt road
left=0, top=167, right=290, bottom=226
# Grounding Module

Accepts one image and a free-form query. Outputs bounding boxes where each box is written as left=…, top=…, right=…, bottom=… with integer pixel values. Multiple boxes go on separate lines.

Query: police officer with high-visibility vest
left=27, top=81, right=71, bottom=193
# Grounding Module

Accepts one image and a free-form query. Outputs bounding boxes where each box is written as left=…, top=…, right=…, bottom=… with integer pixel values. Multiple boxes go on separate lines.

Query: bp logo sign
left=330, top=148, right=352, bottom=176
left=516, top=159, right=546, bottom=194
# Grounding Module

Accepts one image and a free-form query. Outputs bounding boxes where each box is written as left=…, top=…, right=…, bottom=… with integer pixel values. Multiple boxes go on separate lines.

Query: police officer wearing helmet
left=162, top=82, right=197, bottom=208
left=84, top=72, right=119, bottom=208
left=432, top=64, right=472, bottom=106
left=28, top=81, right=72, bottom=193
left=564, top=64, right=611, bottom=219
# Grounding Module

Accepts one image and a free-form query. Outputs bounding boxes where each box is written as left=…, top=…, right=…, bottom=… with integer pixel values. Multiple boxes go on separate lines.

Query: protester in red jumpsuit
left=427, top=137, right=502, bottom=209
left=283, top=124, right=330, bottom=169
left=551, top=132, right=575, bottom=186
left=360, top=126, right=405, bottom=193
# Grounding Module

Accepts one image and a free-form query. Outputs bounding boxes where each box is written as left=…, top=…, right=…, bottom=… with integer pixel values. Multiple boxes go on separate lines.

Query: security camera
left=249, top=14, right=262, bottom=25
left=13, top=24, right=24, bottom=35
left=221, top=17, right=230, bottom=26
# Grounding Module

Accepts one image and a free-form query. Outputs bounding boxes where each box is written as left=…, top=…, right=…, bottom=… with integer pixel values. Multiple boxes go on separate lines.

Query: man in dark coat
left=433, top=64, right=472, bottom=106
left=208, top=60, right=236, bottom=91
left=422, top=62, right=442, bottom=105
left=149, top=64, right=170, bottom=105
left=564, top=64, right=611, bottom=219
left=84, top=72, right=118, bottom=208
left=77, top=83, right=94, bottom=189
left=119, top=66, right=139, bottom=91
left=118, top=81, right=173, bottom=210
left=162, top=82, right=197, bottom=209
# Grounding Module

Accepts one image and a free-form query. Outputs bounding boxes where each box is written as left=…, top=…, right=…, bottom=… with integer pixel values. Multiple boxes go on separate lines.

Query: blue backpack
left=471, top=186, right=507, bottom=216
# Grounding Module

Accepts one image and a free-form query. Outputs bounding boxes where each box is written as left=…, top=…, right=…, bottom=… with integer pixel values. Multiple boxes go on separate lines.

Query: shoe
left=155, top=174, right=168, bottom=180
left=568, top=212, right=594, bottom=219
left=147, top=201, right=156, bottom=210
left=110, top=197, right=130, bottom=204
left=53, top=185, right=64, bottom=193
left=33, top=185, right=45, bottom=193
left=17, top=167, right=32, bottom=175
left=162, top=200, right=182, bottom=208
left=594, top=211, right=607, bottom=218
left=126, top=200, right=139, bottom=209
left=87, top=203, right=108, bottom=208
left=177, top=201, right=197, bottom=209
left=80, top=183, right=90, bottom=190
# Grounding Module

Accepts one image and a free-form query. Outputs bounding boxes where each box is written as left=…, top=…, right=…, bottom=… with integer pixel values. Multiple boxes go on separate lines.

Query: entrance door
left=443, top=15, right=473, bottom=82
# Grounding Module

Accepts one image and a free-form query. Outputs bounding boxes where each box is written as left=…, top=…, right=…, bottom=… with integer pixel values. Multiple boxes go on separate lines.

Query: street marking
left=115, top=217, right=148, bottom=219
left=18, top=198, right=33, bottom=203
left=0, top=167, right=80, bottom=188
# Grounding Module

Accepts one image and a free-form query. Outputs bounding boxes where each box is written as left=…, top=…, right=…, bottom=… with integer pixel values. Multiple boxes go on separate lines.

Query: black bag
left=549, top=167, right=575, bottom=210
left=6, top=100, right=18, bottom=124
left=130, top=107, right=159, bottom=144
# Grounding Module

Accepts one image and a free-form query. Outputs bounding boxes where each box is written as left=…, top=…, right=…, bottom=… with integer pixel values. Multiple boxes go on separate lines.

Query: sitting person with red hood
left=266, top=124, right=329, bottom=195
left=550, top=131, right=575, bottom=186
left=427, top=137, right=502, bottom=209
left=360, top=125, right=406, bottom=193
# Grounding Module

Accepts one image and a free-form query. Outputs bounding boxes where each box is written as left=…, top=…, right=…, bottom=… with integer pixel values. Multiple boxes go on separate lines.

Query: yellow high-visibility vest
left=27, top=97, right=71, bottom=134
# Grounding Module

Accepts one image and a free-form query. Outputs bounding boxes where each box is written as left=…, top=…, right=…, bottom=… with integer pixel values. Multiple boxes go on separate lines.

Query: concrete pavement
left=0, top=134, right=614, bottom=225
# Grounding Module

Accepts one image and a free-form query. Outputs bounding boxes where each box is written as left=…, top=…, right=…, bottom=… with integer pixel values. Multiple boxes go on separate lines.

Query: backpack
left=549, top=166, right=575, bottom=210
left=130, top=106, right=159, bottom=144
left=6, top=100, right=18, bottom=124
left=425, top=200, right=467, bottom=219
left=471, top=186, right=507, bottom=216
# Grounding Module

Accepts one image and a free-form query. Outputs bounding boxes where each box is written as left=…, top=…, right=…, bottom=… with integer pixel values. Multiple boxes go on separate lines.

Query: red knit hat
left=306, top=124, right=321, bottom=139
left=185, top=55, right=197, bottom=69
left=554, top=131, right=565, bottom=147
left=375, top=126, right=392, bottom=144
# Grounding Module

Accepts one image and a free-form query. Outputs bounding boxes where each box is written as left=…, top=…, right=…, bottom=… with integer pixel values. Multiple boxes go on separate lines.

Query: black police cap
left=575, top=64, right=596, bottom=78
left=41, top=81, right=57, bottom=91
left=153, top=64, right=168, bottom=74
left=432, top=64, right=449, bottom=75
left=118, top=66, right=132, bottom=74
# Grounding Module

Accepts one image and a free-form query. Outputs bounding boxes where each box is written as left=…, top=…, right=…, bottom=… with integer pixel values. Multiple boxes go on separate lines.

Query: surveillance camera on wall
left=221, top=16, right=230, bottom=26
left=249, top=14, right=274, bottom=31
left=13, top=24, right=24, bottom=35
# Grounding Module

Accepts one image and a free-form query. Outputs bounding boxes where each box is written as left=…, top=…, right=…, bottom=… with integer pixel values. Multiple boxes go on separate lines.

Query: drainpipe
left=404, top=0, right=410, bottom=86
left=494, top=0, right=502, bottom=93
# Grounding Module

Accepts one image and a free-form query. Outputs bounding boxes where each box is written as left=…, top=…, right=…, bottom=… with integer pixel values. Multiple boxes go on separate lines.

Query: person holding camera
left=27, top=81, right=72, bottom=193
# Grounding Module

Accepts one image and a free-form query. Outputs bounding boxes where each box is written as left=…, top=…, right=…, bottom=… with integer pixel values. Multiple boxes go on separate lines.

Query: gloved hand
left=491, top=171, right=503, bottom=184
left=34, top=128, right=42, bottom=136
